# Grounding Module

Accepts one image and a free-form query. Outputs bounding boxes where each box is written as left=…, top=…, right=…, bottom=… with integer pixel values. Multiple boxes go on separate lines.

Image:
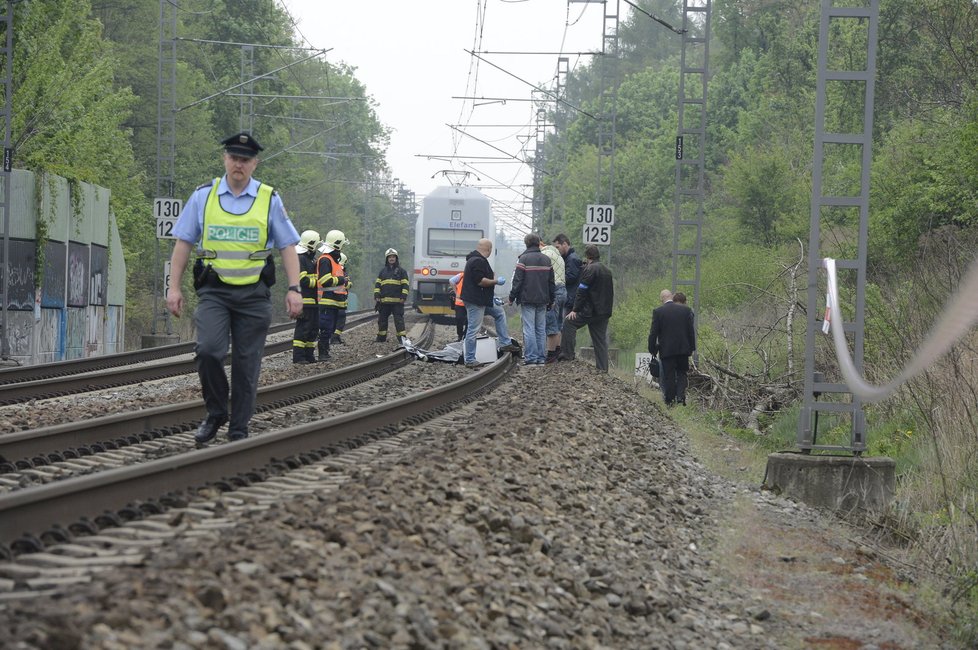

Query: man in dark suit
left=648, top=291, right=696, bottom=406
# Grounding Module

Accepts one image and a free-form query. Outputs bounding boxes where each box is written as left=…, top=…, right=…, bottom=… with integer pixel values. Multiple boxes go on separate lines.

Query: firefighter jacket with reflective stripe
left=317, top=252, right=348, bottom=308
left=452, top=273, right=464, bottom=307
left=200, top=180, right=273, bottom=285
left=298, top=249, right=319, bottom=305
left=374, top=263, right=409, bottom=303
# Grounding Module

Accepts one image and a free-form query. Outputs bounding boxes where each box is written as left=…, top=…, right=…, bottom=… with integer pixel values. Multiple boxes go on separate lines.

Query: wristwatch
left=288, top=285, right=301, bottom=294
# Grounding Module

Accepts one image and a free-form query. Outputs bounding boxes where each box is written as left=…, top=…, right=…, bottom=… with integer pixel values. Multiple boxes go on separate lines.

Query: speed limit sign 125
left=583, top=224, right=611, bottom=245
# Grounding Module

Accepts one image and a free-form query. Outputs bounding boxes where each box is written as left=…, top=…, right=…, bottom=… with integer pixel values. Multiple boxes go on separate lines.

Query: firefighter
left=374, top=247, right=409, bottom=343
left=331, top=251, right=350, bottom=344
left=316, top=229, right=349, bottom=361
left=449, top=272, right=466, bottom=341
left=292, top=230, right=321, bottom=364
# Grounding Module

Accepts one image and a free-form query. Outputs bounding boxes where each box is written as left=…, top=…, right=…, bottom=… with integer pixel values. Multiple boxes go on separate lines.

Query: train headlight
left=421, top=268, right=430, bottom=276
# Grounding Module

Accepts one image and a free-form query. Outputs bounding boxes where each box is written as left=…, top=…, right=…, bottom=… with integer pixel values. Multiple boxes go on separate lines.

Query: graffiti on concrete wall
left=90, top=244, right=107, bottom=306
left=0, top=239, right=36, bottom=311
left=41, top=240, right=67, bottom=308
left=67, top=242, right=89, bottom=308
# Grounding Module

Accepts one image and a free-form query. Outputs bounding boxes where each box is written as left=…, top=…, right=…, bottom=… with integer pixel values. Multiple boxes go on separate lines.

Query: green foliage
left=870, top=102, right=978, bottom=266
left=699, top=241, right=780, bottom=311
left=608, top=280, right=666, bottom=354
left=718, top=145, right=807, bottom=246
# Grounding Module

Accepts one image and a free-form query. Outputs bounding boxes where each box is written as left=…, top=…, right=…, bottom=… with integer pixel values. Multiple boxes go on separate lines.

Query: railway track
left=0, top=311, right=375, bottom=406
left=0, top=319, right=517, bottom=560
left=0, top=320, right=292, bottom=386
left=0, top=353, right=515, bottom=560
left=0, top=314, right=435, bottom=477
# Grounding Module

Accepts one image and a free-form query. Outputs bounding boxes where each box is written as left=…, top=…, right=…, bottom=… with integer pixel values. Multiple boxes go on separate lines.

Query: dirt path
left=677, top=406, right=952, bottom=649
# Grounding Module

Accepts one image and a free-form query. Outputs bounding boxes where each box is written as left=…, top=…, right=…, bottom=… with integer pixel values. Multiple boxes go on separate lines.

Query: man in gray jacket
left=508, top=233, right=555, bottom=365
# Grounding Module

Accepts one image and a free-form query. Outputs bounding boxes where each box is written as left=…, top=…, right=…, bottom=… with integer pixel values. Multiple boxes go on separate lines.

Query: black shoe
left=331, top=335, right=343, bottom=344
left=499, top=342, right=521, bottom=353
left=228, top=430, right=248, bottom=441
left=318, top=354, right=331, bottom=362
left=375, top=337, right=387, bottom=343
left=195, top=416, right=227, bottom=446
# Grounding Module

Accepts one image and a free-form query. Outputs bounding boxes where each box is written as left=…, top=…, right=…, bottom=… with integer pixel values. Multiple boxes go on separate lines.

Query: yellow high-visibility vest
left=199, top=180, right=273, bottom=285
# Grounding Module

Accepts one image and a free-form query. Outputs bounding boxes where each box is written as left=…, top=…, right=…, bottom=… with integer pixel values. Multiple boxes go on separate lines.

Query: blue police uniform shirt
left=173, top=175, right=299, bottom=250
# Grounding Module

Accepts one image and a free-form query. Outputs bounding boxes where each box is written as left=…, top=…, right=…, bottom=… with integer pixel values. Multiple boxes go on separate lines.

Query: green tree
left=719, top=145, right=807, bottom=247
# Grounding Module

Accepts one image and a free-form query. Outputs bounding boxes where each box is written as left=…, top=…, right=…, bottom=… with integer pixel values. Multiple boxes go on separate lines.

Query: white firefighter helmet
left=323, top=229, right=349, bottom=251
left=295, top=229, right=321, bottom=253
left=385, top=247, right=398, bottom=258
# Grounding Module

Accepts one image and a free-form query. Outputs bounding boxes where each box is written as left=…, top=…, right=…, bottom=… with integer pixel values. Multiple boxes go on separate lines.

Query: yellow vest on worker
left=200, top=180, right=273, bottom=285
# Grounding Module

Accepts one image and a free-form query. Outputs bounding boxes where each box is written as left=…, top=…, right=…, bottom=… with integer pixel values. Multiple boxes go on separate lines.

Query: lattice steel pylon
left=797, top=0, right=879, bottom=454
left=549, top=56, right=570, bottom=228
left=153, top=0, right=177, bottom=336
left=671, top=0, right=710, bottom=324
left=596, top=0, right=619, bottom=214
left=531, top=106, right=547, bottom=234
left=0, top=1, right=14, bottom=358
left=239, top=45, right=254, bottom=133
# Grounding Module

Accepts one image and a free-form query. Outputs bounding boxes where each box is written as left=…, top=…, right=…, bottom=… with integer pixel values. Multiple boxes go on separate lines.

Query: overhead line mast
left=671, top=0, right=711, bottom=340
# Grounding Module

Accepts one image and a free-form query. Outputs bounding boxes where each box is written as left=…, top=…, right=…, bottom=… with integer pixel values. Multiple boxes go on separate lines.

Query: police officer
left=373, top=247, right=409, bottom=343
left=293, top=230, right=321, bottom=364
left=167, top=132, right=302, bottom=445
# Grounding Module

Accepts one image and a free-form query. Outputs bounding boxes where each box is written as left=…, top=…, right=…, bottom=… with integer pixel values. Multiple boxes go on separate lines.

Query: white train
left=412, top=185, right=495, bottom=316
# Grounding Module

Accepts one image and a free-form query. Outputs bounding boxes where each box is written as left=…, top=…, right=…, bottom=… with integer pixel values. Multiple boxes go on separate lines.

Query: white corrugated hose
left=823, top=257, right=978, bottom=402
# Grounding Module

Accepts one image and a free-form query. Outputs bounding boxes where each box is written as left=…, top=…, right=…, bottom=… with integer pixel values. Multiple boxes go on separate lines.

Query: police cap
left=221, top=132, right=263, bottom=158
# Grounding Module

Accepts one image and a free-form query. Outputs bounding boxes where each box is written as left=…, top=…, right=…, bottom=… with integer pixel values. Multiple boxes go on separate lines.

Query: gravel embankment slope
left=0, top=356, right=948, bottom=649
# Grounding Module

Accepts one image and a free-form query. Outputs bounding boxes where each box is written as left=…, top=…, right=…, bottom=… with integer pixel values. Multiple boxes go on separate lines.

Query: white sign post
left=635, top=352, right=652, bottom=377
left=154, top=198, right=182, bottom=240
left=583, top=203, right=614, bottom=246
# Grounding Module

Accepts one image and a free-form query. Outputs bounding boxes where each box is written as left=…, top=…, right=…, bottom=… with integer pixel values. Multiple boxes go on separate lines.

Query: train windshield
left=427, top=228, right=484, bottom=256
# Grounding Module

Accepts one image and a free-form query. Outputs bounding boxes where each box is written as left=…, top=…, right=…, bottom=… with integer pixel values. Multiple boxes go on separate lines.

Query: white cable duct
left=824, top=256, right=978, bottom=403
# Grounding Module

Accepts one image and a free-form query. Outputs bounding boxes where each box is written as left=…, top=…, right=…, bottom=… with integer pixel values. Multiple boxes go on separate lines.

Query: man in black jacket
left=648, top=290, right=696, bottom=405
left=558, top=244, right=614, bottom=372
left=461, top=238, right=520, bottom=366
left=508, top=233, right=555, bottom=365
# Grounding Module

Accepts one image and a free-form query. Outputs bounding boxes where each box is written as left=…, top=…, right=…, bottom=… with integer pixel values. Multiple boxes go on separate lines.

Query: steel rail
left=0, top=351, right=515, bottom=550
left=0, top=321, right=289, bottom=386
left=0, top=350, right=412, bottom=468
left=0, top=318, right=435, bottom=468
left=0, top=310, right=373, bottom=386
left=0, top=312, right=376, bottom=405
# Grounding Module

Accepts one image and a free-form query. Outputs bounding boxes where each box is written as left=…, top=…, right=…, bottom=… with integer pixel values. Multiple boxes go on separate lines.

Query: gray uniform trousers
left=560, top=314, right=610, bottom=372
left=194, top=281, right=272, bottom=434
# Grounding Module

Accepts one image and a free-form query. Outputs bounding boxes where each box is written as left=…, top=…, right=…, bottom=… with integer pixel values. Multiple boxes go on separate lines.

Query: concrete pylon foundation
left=764, top=452, right=895, bottom=514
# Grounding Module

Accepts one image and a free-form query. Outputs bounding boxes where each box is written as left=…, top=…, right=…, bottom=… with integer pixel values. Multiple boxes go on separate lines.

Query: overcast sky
left=282, top=0, right=609, bottom=234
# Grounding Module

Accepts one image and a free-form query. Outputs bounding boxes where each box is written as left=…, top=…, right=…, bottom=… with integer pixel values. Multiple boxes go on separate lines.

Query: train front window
left=427, top=228, right=484, bottom=256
